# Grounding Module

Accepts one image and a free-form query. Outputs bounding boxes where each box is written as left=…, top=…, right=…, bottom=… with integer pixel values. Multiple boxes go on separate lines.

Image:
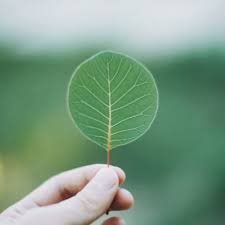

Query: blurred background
left=0, top=1, right=225, bottom=224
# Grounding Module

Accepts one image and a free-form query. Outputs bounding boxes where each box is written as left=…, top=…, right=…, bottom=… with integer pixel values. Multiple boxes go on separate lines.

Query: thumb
left=49, top=168, right=119, bottom=225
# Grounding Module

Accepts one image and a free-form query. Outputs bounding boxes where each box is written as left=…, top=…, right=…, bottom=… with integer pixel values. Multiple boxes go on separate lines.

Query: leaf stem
left=107, top=149, right=111, bottom=167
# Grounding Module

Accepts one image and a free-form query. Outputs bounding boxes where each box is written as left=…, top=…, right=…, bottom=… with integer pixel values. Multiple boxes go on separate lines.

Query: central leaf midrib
left=107, top=62, right=112, bottom=152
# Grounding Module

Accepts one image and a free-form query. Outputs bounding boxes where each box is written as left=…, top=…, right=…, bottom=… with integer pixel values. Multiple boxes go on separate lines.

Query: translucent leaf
left=67, top=51, right=159, bottom=151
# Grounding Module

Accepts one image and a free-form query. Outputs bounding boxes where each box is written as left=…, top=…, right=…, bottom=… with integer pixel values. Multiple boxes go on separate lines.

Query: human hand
left=0, top=164, right=134, bottom=225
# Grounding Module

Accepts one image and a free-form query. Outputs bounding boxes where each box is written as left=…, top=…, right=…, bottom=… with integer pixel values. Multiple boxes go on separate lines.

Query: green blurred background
left=0, top=1, right=225, bottom=225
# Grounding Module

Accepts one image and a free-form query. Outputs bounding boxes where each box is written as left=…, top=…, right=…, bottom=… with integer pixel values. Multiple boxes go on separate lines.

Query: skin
left=0, top=164, right=134, bottom=225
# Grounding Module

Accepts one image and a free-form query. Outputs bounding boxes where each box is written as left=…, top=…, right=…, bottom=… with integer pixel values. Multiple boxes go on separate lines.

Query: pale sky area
left=0, top=0, right=224, bottom=56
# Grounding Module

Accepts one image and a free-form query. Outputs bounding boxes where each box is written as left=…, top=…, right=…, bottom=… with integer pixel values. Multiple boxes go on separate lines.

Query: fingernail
left=114, top=167, right=126, bottom=184
left=121, top=189, right=133, bottom=201
left=95, top=168, right=119, bottom=189
left=118, top=218, right=126, bottom=225
left=102, top=218, right=126, bottom=225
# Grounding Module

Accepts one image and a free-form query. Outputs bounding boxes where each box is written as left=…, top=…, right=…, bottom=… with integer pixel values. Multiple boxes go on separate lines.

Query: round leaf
left=67, top=51, right=159, bottom=150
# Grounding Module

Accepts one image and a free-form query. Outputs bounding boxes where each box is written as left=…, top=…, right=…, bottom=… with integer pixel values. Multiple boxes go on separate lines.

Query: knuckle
left=77, top=192, right=98, bottom=213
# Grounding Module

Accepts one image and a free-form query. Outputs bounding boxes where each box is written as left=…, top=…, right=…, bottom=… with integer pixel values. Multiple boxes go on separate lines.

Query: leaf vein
left=84, top=70, right=108, bottom=95
left=112, top=106, right=152, bottom=128
left=111, top=125, right=144, bottom=136
left=74, top=110, right=108, bottom=127
left=112, top=94, right=151, bottom=112
left=79, top=99, right=109, bottom=119
left=112, top=70, right=142, bottom=106
left=79, top=123, right=108, bottom=135
left=87, top=134, right=108, bottom=141
left=112, top=137, right=135, bottom=142
left=110, top=58, right=123, bottom=82
left=111, top=64, right=133, bottom=94
left=78, top=77, right=108, bottom=107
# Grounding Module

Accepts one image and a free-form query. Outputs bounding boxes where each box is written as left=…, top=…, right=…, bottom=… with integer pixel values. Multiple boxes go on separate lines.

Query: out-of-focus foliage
left=0, top=48, right=225, bottom=225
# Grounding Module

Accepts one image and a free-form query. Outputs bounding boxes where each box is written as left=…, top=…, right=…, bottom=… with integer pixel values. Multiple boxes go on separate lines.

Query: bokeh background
left=1, top=1, right=225, bottom=225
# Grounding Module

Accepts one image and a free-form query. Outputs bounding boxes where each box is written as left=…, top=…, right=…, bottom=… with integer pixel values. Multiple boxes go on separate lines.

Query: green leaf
left=67, top=51, right=158, bottom=151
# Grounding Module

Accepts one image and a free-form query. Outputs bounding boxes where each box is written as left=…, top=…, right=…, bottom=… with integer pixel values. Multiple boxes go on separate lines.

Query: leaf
left=67, top=51, right=158, bottom=151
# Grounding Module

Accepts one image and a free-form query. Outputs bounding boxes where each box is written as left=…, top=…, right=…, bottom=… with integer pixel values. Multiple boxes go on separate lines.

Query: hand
left=0, top=164, right=134, bottom=225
